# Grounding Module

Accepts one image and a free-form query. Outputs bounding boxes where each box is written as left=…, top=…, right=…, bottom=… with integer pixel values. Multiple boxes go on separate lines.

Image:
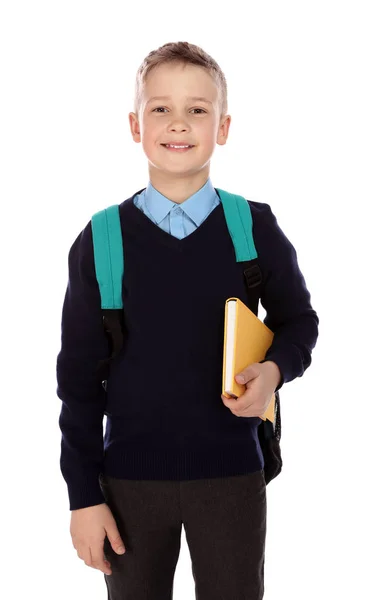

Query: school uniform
left=57, top=177, right=319, bottom=599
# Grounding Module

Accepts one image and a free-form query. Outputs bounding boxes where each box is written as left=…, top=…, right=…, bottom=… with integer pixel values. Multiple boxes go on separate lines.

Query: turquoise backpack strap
left=216, top=187, right=261, bottom=291
left=91, top=204, right=124, bottom=309
left=215, top=188, right=257, bottom=262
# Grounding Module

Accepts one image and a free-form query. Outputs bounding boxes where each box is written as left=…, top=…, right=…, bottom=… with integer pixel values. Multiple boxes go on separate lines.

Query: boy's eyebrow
left=146, top=95, right=213, bottom=105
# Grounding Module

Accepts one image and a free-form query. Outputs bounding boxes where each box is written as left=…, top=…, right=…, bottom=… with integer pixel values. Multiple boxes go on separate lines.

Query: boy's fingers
left=107, top=528, right=126, bottom=554
left=90, top=543, right=112, bottom=574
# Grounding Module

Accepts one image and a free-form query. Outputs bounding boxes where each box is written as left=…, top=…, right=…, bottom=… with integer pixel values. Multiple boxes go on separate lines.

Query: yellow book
left=222, top=297, right=276, bottom=423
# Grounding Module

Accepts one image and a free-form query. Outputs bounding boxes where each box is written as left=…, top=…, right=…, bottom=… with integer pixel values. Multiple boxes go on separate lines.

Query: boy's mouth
left=161, top=143, right=195, bottom=153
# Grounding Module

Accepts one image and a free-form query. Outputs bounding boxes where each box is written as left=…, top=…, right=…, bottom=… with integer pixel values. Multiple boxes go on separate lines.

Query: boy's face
left=129, top=62, right=231, bottom=180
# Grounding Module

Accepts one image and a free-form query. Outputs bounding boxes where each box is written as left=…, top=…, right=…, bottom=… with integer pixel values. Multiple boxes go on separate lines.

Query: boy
left=57, top=41, right=319, bottom=600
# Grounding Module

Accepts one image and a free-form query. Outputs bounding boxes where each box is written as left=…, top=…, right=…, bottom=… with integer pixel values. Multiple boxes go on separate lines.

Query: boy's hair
left=134, top=41, right=228, bottom=119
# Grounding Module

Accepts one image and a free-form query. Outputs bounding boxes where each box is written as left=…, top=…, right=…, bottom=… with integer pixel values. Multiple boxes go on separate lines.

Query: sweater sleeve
left=256, top=203, right=319, bottom=392
left=56, top=221, right=110, bottom=511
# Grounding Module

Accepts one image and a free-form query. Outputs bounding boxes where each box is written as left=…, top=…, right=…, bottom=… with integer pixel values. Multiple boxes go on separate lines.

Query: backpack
left=91, top=188, right=282, bottom=485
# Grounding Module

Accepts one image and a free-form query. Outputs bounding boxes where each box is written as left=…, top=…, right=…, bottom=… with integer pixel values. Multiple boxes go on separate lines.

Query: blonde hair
left=134, top=41, right=228, bottom=119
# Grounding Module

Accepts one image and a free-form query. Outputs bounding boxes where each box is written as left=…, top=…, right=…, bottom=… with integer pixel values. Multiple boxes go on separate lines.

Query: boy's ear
left=217, top=114, right=231, bottom=146
left=129, top=112, right=141, bottom=143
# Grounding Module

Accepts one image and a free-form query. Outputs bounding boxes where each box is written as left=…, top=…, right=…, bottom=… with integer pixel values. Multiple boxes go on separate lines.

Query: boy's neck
left=148, top=165, right=211, bottom=204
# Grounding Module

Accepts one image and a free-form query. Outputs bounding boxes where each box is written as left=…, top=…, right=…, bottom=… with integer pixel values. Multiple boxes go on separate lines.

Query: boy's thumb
left=107, top=527, right=126, bottom=554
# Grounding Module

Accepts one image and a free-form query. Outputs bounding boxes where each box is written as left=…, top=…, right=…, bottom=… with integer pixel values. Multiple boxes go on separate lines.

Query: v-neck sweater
left=57, top=188, right=319, bottom=510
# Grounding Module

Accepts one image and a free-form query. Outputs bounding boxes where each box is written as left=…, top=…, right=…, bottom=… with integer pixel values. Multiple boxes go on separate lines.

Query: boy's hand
left=221, top=361, right=281, bottom=418
left=70, top=503, right=126, bottom=576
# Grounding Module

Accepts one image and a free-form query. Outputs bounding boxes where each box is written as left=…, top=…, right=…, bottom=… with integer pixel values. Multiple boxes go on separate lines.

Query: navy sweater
left=57, top=186, right=319, bottom=511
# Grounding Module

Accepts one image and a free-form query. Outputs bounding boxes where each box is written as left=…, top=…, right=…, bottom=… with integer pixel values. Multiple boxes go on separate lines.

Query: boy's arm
left=56, top=221, right=110, bottom=511
left=255, top=203, right=319, bottom=392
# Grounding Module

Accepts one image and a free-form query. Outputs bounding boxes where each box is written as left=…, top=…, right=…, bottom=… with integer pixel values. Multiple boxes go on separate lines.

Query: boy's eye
left=152, top=107, right=206, bottom=114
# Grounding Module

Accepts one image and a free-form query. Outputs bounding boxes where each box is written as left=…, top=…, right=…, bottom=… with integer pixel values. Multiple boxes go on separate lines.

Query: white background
left=1, top=1, right=373, bottom=598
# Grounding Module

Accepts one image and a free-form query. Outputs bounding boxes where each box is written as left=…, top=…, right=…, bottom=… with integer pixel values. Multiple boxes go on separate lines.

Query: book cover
left=222, top=297, right=276, bottom=423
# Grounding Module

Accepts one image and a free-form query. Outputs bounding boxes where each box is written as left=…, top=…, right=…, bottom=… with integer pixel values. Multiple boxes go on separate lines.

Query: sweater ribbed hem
left=102, top=441, right=264, bottom=481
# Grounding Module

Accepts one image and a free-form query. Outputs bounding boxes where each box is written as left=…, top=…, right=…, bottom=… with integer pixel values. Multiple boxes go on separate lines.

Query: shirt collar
left=143, top=178, right=219, bottom=227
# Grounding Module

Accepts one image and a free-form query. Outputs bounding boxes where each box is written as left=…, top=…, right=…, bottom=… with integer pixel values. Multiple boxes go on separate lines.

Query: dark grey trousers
left=99, top=469, right=267, bottom=600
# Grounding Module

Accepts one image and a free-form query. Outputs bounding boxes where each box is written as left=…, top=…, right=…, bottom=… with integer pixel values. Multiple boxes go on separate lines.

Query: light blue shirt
left=133, top=177, right=221, bottom=240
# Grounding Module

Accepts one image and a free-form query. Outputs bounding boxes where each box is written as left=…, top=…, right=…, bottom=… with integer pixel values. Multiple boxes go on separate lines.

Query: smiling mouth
left=161, top=144, right=195, bottom=152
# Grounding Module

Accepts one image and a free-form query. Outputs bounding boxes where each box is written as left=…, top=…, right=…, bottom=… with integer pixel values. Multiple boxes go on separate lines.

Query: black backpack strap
left=96, top=309, right=125, bottom=383
left=242, top=256, right=282, bottom=449
left=242, top=259, right=262, bottom=314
